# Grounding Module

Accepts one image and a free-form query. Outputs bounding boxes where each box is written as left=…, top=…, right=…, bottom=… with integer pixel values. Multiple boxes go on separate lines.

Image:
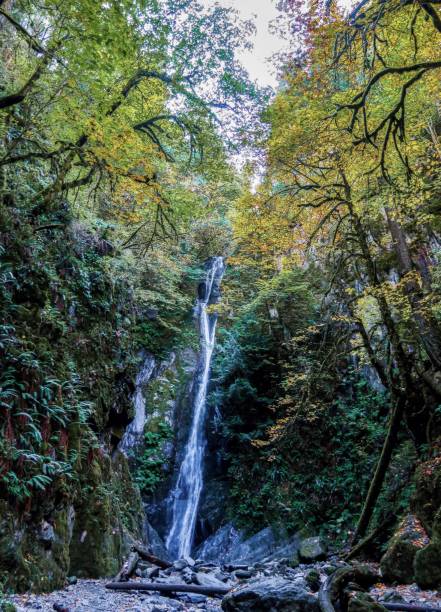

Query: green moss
left=414, top=541, right=441, bottom=589
left=69, top=453, right=143, bottom=579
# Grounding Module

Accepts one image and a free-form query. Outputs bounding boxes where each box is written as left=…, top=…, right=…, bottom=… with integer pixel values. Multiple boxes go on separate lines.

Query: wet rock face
left=140, top=348, right=199, bottom=540
left=196, top=524, right=244, bottom=563
left=196, top=525, right=301, bottom=566
left=221, top=576, right=320, bottom=612
left=380, top=514, right=429, bottom=584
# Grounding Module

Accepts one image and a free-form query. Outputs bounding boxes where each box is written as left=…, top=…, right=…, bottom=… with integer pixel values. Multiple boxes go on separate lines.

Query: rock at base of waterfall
left=197, top=524, right=301, bottom=566
left=221, top=576, right=320, bottom=612
left=173, top=558, right=190, bottom=571
left=196, top=523, right=244, bottom=563
left=229, top=526, right=301, bottom=565
left=143, top=520, right=171, bottom=562
left=299, top=537, right=328, bottom=563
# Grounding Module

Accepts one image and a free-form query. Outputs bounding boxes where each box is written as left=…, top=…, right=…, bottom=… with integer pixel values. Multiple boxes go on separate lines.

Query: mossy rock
left=411, top=458, right=441, bottom=535
left=380, top=515, right=429, bottom=584
left=348, top=593, right=388, bottom=612
left=305, top=569, right=320, bottom=592
left=69, top=452, right=143, bottom=578
left=414, top=539, right=441, bottom=589
left=0, top=501, right=73, bottom=593
left=299, top=536, right=327, bottom=562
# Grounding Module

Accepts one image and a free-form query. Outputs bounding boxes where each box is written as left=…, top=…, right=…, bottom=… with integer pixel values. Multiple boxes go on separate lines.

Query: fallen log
left=382, top=605, right=441, bottom=612
left=131, top=541, right=172, bottom=570
left=105, top=580, right=230, bottom=597
left=115, top=551, right=139, bottom=582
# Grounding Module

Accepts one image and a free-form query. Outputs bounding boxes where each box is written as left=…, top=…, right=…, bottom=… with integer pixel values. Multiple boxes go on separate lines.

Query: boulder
left=380, top=514, right=429, bottom=584
left=196, top=523, right=244, bottom=563
left=348, top=593, right=388, bottom=612
left=172, top=559, right=189, bottom=571
left=229, top=526, right=300, bottom=565
left=143, top=520, right=170, bottom=562
left=221, top=576, right=319, bottom=612
left=195, top=571, right=227, bottom=589
left=409, top=459, right=441, bottom=589
left=414, top=539, right=441, bottom=589
left=411, top=458, right=441, bottom=535
left=305, top=569, right=321, bottom=592
left=299, top=537, right=327, bottom=562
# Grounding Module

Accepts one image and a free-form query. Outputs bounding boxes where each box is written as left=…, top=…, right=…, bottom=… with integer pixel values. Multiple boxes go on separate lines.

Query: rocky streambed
left=9, top=552, right=441, bottom=612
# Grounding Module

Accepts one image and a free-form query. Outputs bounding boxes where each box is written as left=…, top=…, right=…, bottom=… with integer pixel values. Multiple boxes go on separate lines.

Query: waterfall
left=119, top=353, right=156, bottom=454
left=166, top=256, right=225, bottom=559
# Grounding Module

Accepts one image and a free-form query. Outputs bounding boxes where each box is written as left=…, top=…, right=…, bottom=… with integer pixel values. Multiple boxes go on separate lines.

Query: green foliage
left=0, top=574, right=16, bottom=611
left=134, top=422, right=173, bottom=495
left=212, top=262, right=396, bottom=540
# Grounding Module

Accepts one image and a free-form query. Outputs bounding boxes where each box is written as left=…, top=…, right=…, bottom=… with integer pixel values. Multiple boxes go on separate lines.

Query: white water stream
left=166, top=257, right=225, bottom=559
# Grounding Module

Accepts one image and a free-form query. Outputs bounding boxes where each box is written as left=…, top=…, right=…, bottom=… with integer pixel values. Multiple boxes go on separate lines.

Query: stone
left=143, top=521, right=171, bottom=562
left=67, top=576, right=77, bottom=585
left=235, top=569, right=253, bottom=579
left=195, top=571, right=227, bottom=589
left=221, top=576, right=320, bottom=612
left=172, top=559, right=188, bottom=571
left=305, top=569, right=321, bottom=592
left=411, top=459, right=441, bottom=535
left=379, top=590, right=405, bottom=603
left=197, top=524, right=244, bottom=563
left=347, top=593, right=388, bottom=612
left=38, top=521, right=55, bottom=548
left=183, top=555, right=196, bottom=567
left=414, top=539, right=441, bottom=589
left=229, top=526, right=300, bottom=565
left=380, top=514, right=429, bottom=584
left=180, top=593, right=208, bottom=604
left=147, top=596, right=185, bottom=610
left=144, top=566, right=160, bottom=579
left=181, top=567, right=196, bottom=583
left=299, top=537, right=328, bottom=562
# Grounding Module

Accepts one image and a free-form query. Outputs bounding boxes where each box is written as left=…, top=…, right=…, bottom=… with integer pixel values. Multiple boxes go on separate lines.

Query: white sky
left=200, top=0, right=355, bottom=88
left=200, top=0, right=287, bottom=88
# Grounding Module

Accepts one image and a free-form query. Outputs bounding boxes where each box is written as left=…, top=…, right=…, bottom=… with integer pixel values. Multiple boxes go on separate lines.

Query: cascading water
left=166, top=256, right=225, bottom=559
left=119, top=353, right=156, bottom=454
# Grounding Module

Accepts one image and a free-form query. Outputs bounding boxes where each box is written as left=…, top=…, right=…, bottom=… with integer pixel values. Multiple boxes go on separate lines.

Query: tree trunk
left=352, top=395, right=406, bottom=543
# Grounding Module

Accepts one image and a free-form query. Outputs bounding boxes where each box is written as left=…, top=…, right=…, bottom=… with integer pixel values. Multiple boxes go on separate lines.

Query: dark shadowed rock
left=221, top=576, right=319, bottom=612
